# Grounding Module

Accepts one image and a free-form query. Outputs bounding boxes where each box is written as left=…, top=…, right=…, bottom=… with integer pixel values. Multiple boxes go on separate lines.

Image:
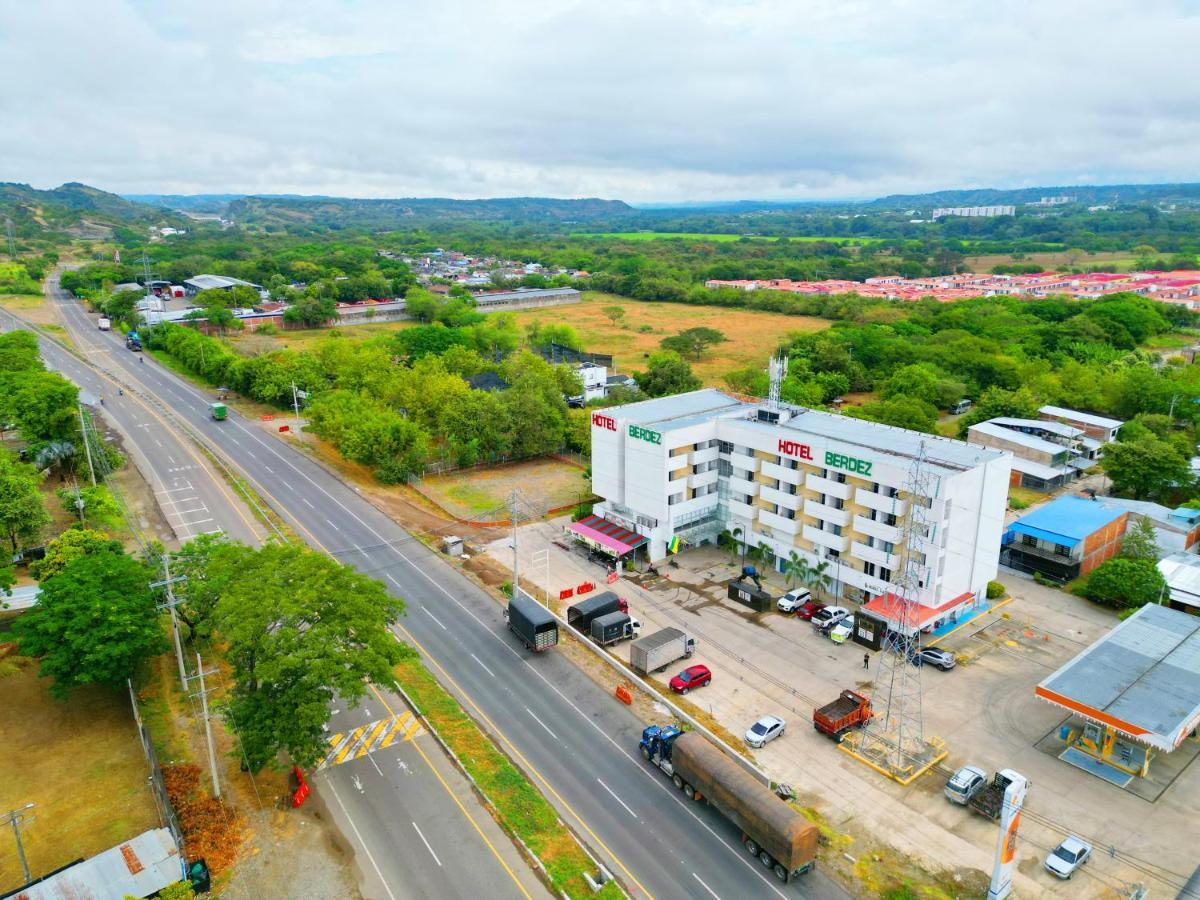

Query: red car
left=795, top=600, right=827, bottom=621
left=669, top=664, right=712, bottom=694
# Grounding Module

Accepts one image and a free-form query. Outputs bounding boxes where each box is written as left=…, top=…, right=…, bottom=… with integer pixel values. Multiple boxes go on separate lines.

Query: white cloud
left=2, top=0, right=1198, bottom=201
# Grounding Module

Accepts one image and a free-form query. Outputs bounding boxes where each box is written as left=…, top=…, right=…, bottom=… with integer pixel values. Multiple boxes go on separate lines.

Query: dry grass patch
left=509, top=291, right=828, bottom=385
left=418, top=458, right=589, bottom=520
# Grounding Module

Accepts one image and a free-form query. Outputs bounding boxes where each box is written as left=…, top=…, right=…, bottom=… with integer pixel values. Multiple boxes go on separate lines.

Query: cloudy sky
left=2, top=0, right=1199, bottom=202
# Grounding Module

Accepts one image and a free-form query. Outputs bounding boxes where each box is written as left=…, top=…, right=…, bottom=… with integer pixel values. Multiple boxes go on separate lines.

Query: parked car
left=776, top=588, right=812, bottom=614
left=1044, top=836, right=1092, bottom=879
left=943, top=765, right=987, bottom=805
left=795, top=599, right=827, bottom=621
left=811, top=606, right=850, bottom=630
left=910, top=647, right=957, bottom=670
left=745, top=714, right=786, bottom=748
left=669, top=664, right=712, bottom=694
left=829, top=615, right=855, bottom=643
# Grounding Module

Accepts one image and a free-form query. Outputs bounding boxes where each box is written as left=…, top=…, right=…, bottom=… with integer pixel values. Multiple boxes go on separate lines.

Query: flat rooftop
left=613, top=389, right=1005, bottom=475
left=1036, top=604, right=1200, bottom=751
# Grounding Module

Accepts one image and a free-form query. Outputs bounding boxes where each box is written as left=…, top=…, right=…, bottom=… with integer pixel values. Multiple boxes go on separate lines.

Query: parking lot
left=489, top=519, right=1200, bottom=897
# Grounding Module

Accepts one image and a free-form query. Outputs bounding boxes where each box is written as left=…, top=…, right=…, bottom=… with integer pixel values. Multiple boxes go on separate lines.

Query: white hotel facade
left=590, top=390, right=1012, bottom=613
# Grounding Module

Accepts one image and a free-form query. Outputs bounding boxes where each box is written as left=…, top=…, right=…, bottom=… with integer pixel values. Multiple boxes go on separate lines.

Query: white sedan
left=745, top=715, right=786, bottom=748
left=1044, top=836, right=1092, bottom=879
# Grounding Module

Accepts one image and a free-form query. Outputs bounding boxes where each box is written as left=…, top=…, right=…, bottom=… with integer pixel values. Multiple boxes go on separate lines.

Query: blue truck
left=639, top=725, right=818, bottom=883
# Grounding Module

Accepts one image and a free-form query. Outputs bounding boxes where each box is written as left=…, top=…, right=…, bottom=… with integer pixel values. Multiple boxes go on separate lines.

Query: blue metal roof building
left=1006, top=496, right=1126, bottom=547
left=1002, top=496, right=1130, bottom=582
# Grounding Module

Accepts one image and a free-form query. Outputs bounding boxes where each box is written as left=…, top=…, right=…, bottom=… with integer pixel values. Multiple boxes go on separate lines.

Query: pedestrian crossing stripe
left=319, top=712, right=425, bottom=770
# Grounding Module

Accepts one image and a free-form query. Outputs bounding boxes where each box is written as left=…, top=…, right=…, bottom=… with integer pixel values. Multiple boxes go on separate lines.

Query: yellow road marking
left=404, top=718, right=424, bottom=742
left=336, top=725, right=367, bottom=765
left=392, top=623, right=652, bottom=899
left=379, top=712, right=411, bottom=749
left=328, top=732, right=344, bottom=748
left=367, top=683, right=533, bottom=900
left=356, top=718, right=390, bottom=758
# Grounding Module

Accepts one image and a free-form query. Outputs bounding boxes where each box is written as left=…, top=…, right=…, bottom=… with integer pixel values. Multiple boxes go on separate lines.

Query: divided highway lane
left=51, top=287, right=847, bottom=900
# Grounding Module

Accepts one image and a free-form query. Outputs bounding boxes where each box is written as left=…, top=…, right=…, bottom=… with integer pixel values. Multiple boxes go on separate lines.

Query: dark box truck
left=506, top=591, right=558, bottom=652
left=566, top=591, right=627, bottom=633
left=590, top=611, right=638, bottom=646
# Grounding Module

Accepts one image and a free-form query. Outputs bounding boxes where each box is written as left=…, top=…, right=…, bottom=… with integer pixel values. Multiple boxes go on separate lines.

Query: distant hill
left=227, top=195, right=635, bottom=230
left=0, top=182, right=182, bottom=239
left=123, top=193, right=247, bottom=213
left=869, top=182, right=1200, bottom=210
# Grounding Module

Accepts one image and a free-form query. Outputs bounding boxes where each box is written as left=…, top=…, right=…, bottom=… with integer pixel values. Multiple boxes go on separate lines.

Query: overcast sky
left=3, top=0, right=1199, bottom=202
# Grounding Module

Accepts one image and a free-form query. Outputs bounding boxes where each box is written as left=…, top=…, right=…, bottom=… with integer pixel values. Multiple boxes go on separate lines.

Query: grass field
left=962, top=250, right=1139, bottom=272
left=417, top=457, right=588, bottom=520
left=226, top=320, right=415, bottom=354
left=570, top=232, right=874, bottom=245
left=0, top=650, right=159, bottom=887
left=512, top=291, right=829, bottom=384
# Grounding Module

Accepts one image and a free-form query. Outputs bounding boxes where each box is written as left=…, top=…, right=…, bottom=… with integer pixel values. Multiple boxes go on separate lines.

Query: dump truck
left=505, top=591, right=558, bottom=652
left=640, top=725, right=817, bottom=883
left=629, top=627, right=696, bottom=674
left=566, top=591, right=627, bottom=634
left=812, top=689, right=872, bottom=741
left=969, top=769, right=1026, bottom=820
left=590, top=611, right=641, bottom=646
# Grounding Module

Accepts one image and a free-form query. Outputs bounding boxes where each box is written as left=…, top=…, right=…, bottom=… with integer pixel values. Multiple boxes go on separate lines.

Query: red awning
left=861, top=591, right=974, bottom=631
left=569, top=515, right=648, bottom=556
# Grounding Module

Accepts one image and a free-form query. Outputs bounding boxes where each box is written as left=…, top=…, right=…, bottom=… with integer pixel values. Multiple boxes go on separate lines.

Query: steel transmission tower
left=853, top=440, right=940, bottom=778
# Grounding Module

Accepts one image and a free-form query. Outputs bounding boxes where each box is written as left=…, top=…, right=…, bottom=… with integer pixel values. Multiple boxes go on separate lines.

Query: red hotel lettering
left=777, top=439, right=813, bottom=460
left=592, top=412, right=617, bottom=432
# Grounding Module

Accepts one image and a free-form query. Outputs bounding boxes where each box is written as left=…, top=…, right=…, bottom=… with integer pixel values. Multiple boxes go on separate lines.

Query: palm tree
left=807, top=559, right=833, bottom=601
left=730, top=526, right=746, bottom=568
left=34, top=440, right=76, bottom=479
left=783, top=551, right=810, bottom=590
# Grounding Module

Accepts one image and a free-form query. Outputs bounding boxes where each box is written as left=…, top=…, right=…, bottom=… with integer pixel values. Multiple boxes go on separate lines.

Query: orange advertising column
left=987, top=772, right=1028, bottom=900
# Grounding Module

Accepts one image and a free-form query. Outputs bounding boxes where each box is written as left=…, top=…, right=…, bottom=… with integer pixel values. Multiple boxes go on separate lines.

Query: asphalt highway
left=47, top=280, right=848, bottom=900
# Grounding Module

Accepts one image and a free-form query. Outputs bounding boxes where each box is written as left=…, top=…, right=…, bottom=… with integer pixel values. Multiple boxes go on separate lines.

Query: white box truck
left=630, top=627, right=696, bottom=674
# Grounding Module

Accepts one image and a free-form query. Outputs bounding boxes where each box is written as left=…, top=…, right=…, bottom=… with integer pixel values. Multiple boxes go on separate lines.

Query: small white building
left=587, top=390, right=1011, bottom=619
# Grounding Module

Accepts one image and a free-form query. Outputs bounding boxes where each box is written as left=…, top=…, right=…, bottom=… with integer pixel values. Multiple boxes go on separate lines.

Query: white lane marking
left=302, top=497, right=315, bottom=509
left=368, top=752, right=384, bottom=777
left=422, top=607, right=447, bottom=631
left=326, top=518, right=340, bottom=531
left=167, top=455, right=176, bottom=465
left=154, top=439, right=162, bottom=448
left=470, top=653, right=496, bottom=678
left=178, top=517, right=214, bottom=527
left=201, top=529, right=224, bottom=536
left=322, top=780, right=399, bottom=900
left=524, top=707, right=559, bottom=741
left=154, top=485, right=195, bottom=495
left=157, top=496, right=199, bottom=506
left=228, top=436, right=240, bottom=446
left=597, top=778, right=637, bottom=818
left=692, top=872, right=721, bottom=899
left=412, top=822, right=442, bottom=867
left=386, top=574, right=404, bottom=590
left=246, top=450, right=256, bottom=459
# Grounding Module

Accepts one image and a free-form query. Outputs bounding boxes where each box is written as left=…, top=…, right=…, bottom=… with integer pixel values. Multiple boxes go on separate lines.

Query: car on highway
left=1044, top=836, right=1092, bottom=879
left=795, top=599, right=827, bottom=620
left=943, top=765, right=987, bottom=804
left=669, top=664, right=711, bottom=694
left=910, top=647, right=957, bottom=670
left=811, top=605, right=850, bottom=631
left=745, top=714, right=786, bottom=748
left=776, top=588, right=812, bottom=614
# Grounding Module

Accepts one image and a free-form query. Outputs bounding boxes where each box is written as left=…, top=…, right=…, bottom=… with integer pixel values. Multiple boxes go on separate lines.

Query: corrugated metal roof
left=1035, top=604, right=1200, bottom=751
left=1009, top=496, right=1125, bottom=545
left=989, top=417, right=1083, bottom=439
left=1039, top=405, right=1125, bottom=431
left=969, top=421, right=1068, bottom=456
left=12, top=828, right=183, bottom=900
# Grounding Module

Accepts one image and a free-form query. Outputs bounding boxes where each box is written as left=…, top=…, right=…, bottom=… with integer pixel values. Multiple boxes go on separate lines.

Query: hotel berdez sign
left=777, top=439, right=873, bottom=476
left=629, top=424, right=663, bottom=445
left=591, top=412, right=618, bottom=432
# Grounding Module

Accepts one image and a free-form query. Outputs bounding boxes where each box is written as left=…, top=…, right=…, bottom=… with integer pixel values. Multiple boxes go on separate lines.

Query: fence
left=127, top=680, right=186, bottom=855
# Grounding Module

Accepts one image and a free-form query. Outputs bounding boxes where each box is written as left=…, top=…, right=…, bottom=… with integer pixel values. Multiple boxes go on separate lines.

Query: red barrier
left=615, top=685, right=632, bottom=705
left=605, top=571, right=619, bottom=584
left=278, top=424, right=290, bottom=433
left=290, top=766, right=309, bottom=808
left=559, top=587, right=575, bottom=600
left=260, top=414, right=275, bottom=421
left=576, top=581, right=594, bottom=595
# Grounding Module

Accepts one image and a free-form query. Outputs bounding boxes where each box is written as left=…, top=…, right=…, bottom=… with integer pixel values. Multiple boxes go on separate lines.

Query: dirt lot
left=0, top=648, right=159, bottom=889
left=416, top=457, right=589, bottom=521
left=489, top=525, right=1197, bottom=899
left=509, top=291, right=829, bottom=385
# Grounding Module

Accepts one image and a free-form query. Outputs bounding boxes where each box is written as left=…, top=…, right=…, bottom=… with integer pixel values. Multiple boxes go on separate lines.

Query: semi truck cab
left=640, top=724, right=683, bottom=773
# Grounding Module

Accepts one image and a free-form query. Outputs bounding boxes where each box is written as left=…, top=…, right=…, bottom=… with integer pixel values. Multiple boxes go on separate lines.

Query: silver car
left=1045, top=836, right=1092, bottom=879
left=744, top=714, right=785, bottom=748
left=944, top=765, right=987, bottom=804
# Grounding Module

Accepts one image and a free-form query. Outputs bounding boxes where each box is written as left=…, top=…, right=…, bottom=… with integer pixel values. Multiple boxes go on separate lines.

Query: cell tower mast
left=767, top=351, right=788, bottom=409
left=849, top=440, right=946, bottom=780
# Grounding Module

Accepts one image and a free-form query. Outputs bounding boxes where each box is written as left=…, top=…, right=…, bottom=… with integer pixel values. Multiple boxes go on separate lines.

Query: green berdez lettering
left=628, top=425, right=663, bottom=445
left=824, top=450, right=872, bottom=477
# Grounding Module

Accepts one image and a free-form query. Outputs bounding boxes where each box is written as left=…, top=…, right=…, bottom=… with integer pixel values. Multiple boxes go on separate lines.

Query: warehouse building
left=1036, top=604, right=1200, bottom=782
left=587, top=390, right=1011, bottom=621
left=182, top=274, right=264, bottom=296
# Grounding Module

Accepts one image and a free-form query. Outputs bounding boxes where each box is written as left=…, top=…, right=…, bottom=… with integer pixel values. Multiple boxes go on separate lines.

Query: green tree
left=957, top=387, right=1041, bottom=437
left=15, top=550, right=165, bottom=698
left=602, top=305, right=626, bottom=326
left=660, top=327, right=727, bottom=360
left=283, top=295, right=338, bottom=327
left=211, top=544, right=409, bottom=770
left=846, top=396, right=938, bottom=433
left=1082, top=557, right=1166, bottom=609
left=1119, top=516, right=1161, bottom=562
left=29, top=528, right=122, bottom=581
left=783, top=551, right=810, bottom=590
left=441, top=391, right=512, bottom=466
left=0, top=451, right=49, bottom=556
left=1102, top=436, right=1191, bottom=500
left=0, top=369, right=80, bottom=443
left=170, top=533, right=236, bottom=641
left=635, top=351, right=701, bottom=397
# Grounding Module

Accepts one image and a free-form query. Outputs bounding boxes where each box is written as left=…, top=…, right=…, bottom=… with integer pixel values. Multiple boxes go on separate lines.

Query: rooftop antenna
left=846, top=439, right=947, bottom=781
left=767, top=351, right=788, bottom=409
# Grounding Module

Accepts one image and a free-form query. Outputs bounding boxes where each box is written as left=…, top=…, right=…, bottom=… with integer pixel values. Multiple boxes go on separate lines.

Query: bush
left=986, top=580, right=1005, bottom=600
left=1008, top=496, right=1029, bottom=510
left=1081, top=557, right=1166, bottom=609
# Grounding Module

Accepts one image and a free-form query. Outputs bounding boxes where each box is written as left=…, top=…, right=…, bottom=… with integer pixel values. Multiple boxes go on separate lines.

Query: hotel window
left=879, top=567, right=892, bottom=581
left=863, top=562, right=877, bottom=577
left=834, top=472, right=847, bottom=484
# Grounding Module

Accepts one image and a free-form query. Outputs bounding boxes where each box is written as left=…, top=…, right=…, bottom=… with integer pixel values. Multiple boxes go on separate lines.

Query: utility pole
left=4, top=218, right=16, bottom=259
left=70, top=477, right=86, bottom=527
left=291, top=382, right=302, bottom=419
left=77, top=404, right=96, bottom=487
left=152, top=555, right=189, bottom=686
left=1, top=803, right=35, bottom=886
left=510, top=489, right=520, bottom=598
left=190, top=652, right=222, bottom=799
